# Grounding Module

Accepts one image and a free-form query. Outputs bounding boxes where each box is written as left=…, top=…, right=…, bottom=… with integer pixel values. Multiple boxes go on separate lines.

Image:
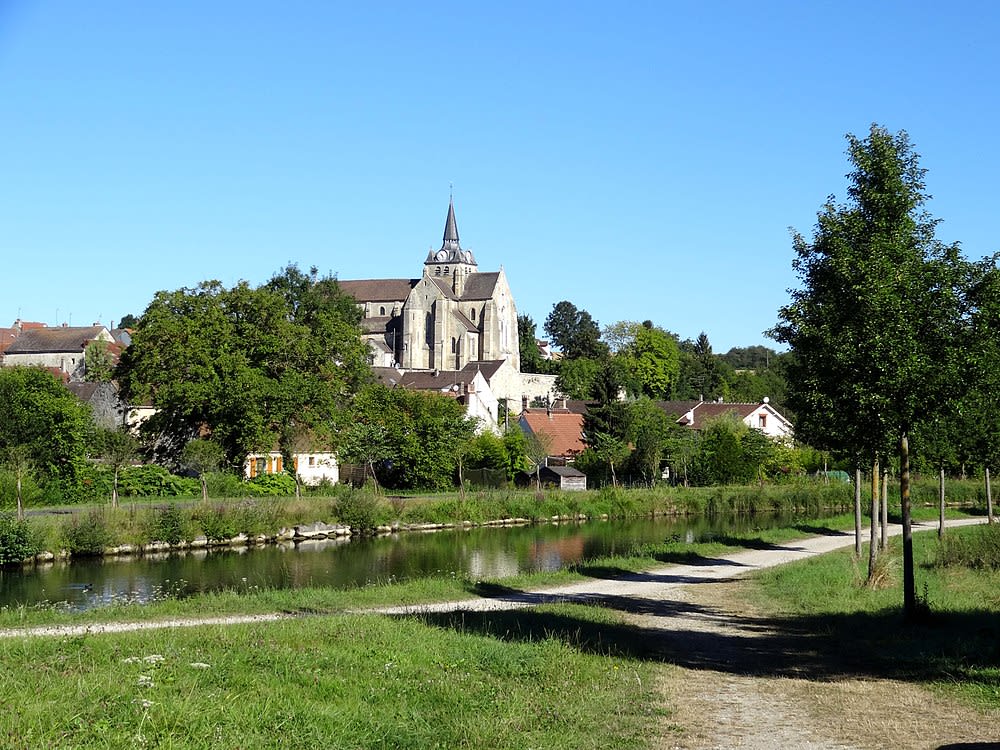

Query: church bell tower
left=424, top=197, right=478, bottom=295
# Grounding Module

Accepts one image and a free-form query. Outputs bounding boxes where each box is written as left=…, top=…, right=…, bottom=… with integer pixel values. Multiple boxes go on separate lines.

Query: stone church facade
left=339, top=200, right=520, bottom=372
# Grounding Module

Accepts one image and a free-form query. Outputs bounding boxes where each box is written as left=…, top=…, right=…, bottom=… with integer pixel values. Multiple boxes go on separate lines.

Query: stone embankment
left=25, top=514, right=596, bottom=565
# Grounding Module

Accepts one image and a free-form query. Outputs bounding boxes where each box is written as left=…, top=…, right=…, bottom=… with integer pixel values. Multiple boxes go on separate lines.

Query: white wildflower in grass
left=189, top=662, right=211, bottom=669
left=143, top=654, right=165, bottom=664
left=137, top=674, right=154, bottom=688
left=122, top=656, right=141, bottom=664
left=134, top=698, right=155, bottom=709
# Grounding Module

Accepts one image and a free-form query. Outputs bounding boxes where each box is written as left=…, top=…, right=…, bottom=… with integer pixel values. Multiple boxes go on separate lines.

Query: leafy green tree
left=96, top=428, right=139, bottom=508
left=116, top=266, right=370, bottom=469
left=117, top=313, right=139, bottom=329
left=615, top=322, right=681, bottom=399
left=517, top=315, right=549, bottom=374
left=84, top=340, right=116, bottom=383
left=689, top=415, right=775, bottom=485
left=3, top=447, right=33, bottom=521
left=555, top=357, right=603, bottom=400
left=771, top=124, right=969, bottom=618
left=523, top=430, right=554, bottom=491
left=0, top=367, right=92, bottom=487
left=624, top=398, right=676, bottom=484
left=675, top=333, right=730, bottom=400
left=544, top=301, right=608, bottom=360
left=343, top=385, right=476, bottom=490
left=181, top=438, right=224, bottom=502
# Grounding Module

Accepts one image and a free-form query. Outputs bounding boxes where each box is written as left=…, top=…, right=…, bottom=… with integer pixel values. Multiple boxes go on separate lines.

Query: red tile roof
left=519, top=409, right=586, bottom=459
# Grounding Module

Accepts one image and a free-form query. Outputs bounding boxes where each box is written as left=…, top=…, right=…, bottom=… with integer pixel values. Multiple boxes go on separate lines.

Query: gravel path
left=2, top=516, right=997, bottom=748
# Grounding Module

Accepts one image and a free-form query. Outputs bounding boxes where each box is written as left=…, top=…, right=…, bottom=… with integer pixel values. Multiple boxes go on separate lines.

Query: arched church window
left=444, top=267, right=450, bottom=275
left=435, top=267, right=441, bottom=276
left=470, top=308, right=476, bottom=321
left=379, top=306, right=386, bottom=316
left=451, top=337, right=457, bottom=353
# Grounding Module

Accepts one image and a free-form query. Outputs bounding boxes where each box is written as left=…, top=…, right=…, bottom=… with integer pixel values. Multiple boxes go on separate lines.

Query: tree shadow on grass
left=410, top=581, right=1000, bottom=685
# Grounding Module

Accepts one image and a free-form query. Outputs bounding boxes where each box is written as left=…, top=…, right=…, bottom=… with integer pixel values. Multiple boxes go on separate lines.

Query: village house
left=1, top=323, right=116, bottom=382
left=244, top=451, right=339, bottom=485
left=656, top=398, right=794, bottom=441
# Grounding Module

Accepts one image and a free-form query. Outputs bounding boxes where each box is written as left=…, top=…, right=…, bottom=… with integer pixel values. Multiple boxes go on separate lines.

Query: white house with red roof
left=656, top=398, right=793, bottom=441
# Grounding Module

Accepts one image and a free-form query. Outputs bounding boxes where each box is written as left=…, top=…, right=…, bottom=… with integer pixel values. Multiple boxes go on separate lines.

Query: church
left=339, top=200, right=521, bottom=372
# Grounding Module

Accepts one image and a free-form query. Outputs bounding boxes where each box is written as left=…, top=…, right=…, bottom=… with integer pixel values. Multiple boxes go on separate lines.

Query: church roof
left=451, top=309, right=477, bottom=332
left=360, top=316, right=393, bottom=334
left=429, top=277, right=458, bottom=300
left=460, top=272, right=500, bottom=301
left=338, top=279, right=416, bottom=303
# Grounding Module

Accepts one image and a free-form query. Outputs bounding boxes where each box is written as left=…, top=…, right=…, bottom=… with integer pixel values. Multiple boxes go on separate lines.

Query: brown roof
left=519, top=409, right=586, bottom=459
left=686, top=402, right=759, bottom=429
left=0, top=327, right=17, bottom=354
left=360, top=316, right=393, bottom=334
left=338, top=279, right=416, bottom=303
left=4, top=326, right=108, bottom=354
left=459, top=360, right=505, bottom=380
left=460, top=272, right=500, bottom=301
left=371, top=367, right=467, bottom=393
left=451, top=309, right=477, bottom=332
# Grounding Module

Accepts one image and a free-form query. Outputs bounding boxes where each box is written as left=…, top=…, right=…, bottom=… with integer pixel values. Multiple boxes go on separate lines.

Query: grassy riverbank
left=0, top=603, right=664, bottom=749
left=6, top=477, right=968, bottom=560
left=0, top=514, right=996, bottom=746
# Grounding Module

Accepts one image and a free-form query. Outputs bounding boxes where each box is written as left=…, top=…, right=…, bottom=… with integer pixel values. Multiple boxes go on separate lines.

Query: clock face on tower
left=436, top=250, right=448, bottom=262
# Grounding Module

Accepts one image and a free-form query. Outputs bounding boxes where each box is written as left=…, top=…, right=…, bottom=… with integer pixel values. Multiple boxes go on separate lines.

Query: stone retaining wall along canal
left=24, top=515, right=591, bottom=565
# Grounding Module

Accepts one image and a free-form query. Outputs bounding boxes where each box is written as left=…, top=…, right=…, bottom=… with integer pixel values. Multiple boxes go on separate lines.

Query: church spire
left=441, top=196, right=461, bottom=253
left=425, top=196, right=477, bottom=268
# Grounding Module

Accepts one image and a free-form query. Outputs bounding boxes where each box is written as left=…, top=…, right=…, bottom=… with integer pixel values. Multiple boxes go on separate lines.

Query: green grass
left=747, top=523, right=1000, bottom=711
left=0, top=605, right=661, bottom=749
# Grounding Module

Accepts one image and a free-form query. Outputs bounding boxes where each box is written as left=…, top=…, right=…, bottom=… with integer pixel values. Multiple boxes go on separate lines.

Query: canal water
left=0, top=514, right=802, bottom=611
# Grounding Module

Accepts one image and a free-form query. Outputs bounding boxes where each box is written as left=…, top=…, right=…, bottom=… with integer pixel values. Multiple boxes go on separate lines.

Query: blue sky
left=1, top=1, right=997, bottom=352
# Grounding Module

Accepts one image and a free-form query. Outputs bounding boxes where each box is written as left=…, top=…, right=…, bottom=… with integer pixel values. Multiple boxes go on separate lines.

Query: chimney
left=522, top=395, right=528, bottom=412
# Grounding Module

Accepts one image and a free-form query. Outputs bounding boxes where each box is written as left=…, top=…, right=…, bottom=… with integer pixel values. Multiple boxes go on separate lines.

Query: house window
left=758, top=414, right=767, bottom=429
left=255, top=457, right=266, bottom=475
left=308, top=456, right=315, bottom=466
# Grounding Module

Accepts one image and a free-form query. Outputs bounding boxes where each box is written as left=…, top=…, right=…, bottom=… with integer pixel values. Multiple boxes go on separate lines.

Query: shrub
left=0, top=513, right=39, bottom=565
left=63, top=510, right=113, bottom=556
left=205, top=471, right=246, bottom=498
left=149, top=503, right=188, bottom=545
left=333, top=488, right=383, bottom=534
left=937, top=524, right=1000, bottom=570
left=247, top=473, right=297, bottom=497
left=194, top=503, right=237, bottom=542
left=120, top=465, right=199, bottom=497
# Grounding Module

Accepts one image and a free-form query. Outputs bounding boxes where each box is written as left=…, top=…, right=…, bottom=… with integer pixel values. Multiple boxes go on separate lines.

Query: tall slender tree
left=772, top=124, right=968, bottom=620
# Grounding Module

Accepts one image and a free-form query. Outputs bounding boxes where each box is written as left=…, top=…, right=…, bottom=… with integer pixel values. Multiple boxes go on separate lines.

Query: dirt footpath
left=648, top=577, right=996, bottom=750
